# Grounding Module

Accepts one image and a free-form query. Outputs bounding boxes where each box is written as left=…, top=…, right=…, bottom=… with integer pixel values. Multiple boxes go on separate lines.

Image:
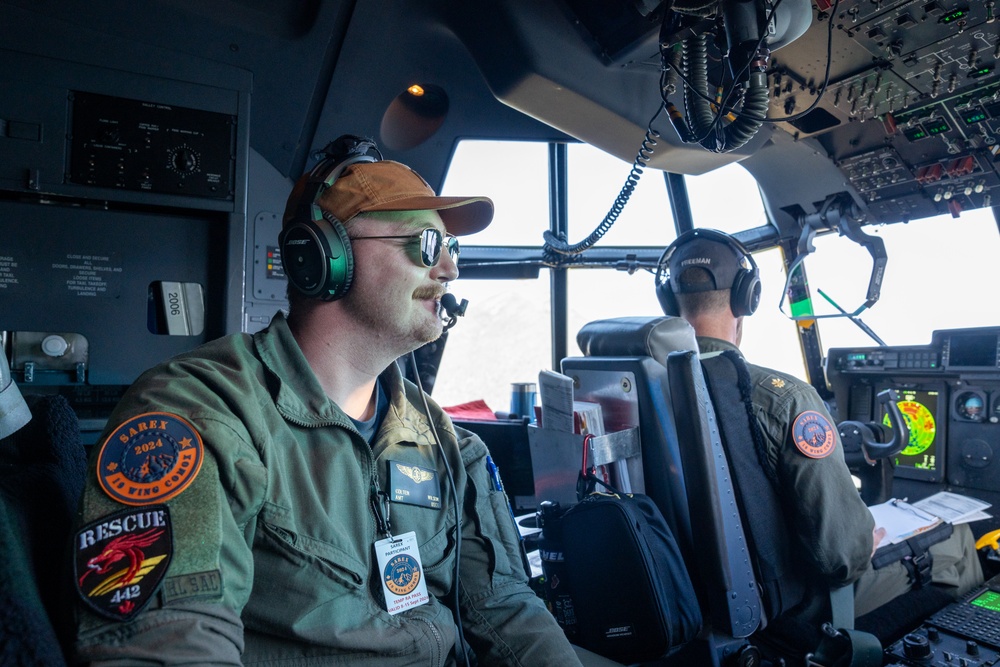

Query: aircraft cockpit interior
left=4, top=0, right=1000, bottom=665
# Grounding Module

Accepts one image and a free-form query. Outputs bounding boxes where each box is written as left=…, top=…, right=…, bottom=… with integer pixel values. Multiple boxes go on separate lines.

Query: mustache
left=413, top=286, right=446, bottom=301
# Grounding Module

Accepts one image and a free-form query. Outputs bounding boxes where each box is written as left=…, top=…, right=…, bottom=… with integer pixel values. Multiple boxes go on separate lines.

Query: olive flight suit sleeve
left=452, top=428, right=583, bottom=667
left=754, top=375, right=874, bottom=586
left=73, top=376, right=268, bottom=665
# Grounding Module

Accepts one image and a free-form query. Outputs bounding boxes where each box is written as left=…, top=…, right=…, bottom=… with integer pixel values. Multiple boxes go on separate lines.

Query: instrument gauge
left=954, top=390, right=986, bottom=422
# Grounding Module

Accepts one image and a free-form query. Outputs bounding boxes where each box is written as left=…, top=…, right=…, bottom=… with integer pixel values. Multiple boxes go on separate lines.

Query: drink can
left=510, top=382, right=537, bottom=422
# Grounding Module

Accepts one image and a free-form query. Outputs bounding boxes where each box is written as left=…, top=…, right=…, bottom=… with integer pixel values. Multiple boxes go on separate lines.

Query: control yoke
left=839, top=389, right=909, bottom=505
left=839, top=389, right=909, bottom=462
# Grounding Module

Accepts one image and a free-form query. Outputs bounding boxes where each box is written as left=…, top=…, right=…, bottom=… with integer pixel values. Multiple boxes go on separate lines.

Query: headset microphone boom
left=439, top=293, right=467, bottom=332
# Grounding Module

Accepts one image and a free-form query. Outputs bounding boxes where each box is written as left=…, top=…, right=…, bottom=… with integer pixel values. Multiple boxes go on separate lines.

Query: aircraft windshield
left=802, top=210, right=1000, bottom=351
left=435, top=139, right=1000, bottom=412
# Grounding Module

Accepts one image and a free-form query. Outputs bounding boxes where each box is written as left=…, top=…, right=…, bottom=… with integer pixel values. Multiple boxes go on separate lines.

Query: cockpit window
left=739, top=247, right=809, bottom=380
left=436, top=138, right=675, bottom=411
left=565, top=142, right=673, bottom=247
left=442, top=140, right=549, bottom=246
left=803, top=209, right=1000, bottom=351
left=443, top=139, right=673, bottom=247
left=685, top=162, right=767, bottom=234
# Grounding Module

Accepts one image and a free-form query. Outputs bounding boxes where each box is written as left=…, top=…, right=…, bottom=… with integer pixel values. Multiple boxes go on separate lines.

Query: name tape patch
left=388, top=461, right=441, bottom=509
left=74, top=505, right=173, bottom=621
left=161, top=569, right=223, bottom=605
left=791, top=410, right=836, bottom=459
left=97, top=412, right=204, bottom=505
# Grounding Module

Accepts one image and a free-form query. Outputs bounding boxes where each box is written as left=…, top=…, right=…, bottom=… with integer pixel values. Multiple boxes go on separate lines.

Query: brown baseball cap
left=283, top=159, right=493, bottom=236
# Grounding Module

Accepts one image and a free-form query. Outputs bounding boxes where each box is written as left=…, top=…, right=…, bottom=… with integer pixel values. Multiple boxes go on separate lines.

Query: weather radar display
left=884, top=396, right=936, bottom=457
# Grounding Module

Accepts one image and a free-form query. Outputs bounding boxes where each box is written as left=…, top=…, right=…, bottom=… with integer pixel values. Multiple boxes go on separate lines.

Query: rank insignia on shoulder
left=74, top=505, right=173, bottom=621
left=791, top=410, right=836, bottom=459
left=97, top=412, right=204, bottom=505
left=759, top=374, right=789, bottom=396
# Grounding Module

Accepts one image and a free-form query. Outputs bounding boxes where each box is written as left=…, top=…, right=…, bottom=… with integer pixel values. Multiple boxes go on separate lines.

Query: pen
left=486, top=455, right=532, bottom=578
left=485, top=455, right=503, bottom=492
left=891, top=498, right=937, bottom=522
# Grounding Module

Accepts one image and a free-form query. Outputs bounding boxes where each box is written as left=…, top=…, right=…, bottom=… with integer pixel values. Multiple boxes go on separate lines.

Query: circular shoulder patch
left=97, top=412, right=204, bottom=505
left=791, top=410, right=836, bottom=459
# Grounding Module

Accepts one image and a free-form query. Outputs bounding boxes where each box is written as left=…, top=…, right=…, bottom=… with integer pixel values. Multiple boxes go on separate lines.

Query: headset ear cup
left=746, top=275, right=761, bottom=316
left=730, top=269, right=761, bottom=317
left=280, top=216, right=354, bottom=301
left=324, top=218, right=354, bottom=301
left=281, top=147, right=377, bottom=302
left=657, top=281, right=680, bottom=317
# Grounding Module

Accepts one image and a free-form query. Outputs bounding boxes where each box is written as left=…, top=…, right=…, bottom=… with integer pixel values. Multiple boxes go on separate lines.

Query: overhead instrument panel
left=767, top=0, right=1000, bottom=224
left=69, top=92, right=237, bottom=200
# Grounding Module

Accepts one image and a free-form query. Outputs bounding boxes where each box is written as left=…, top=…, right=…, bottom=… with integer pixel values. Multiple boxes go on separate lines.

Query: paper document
left=913, top=491, right=992, bottom=525
left=869, top=498, right=943, bottom=547
left=538, top=369, right=575, bottom=432
left=573, top=401, right=605, bottom=436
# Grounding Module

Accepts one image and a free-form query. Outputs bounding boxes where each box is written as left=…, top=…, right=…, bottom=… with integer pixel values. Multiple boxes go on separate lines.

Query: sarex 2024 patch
left=97, top=412, right=204, bottom=505
left=74, top=505, right=173, bottom=621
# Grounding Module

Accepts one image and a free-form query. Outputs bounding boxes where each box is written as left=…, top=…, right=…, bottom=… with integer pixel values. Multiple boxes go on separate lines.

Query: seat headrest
left=576, top=316, right=697, bottom=364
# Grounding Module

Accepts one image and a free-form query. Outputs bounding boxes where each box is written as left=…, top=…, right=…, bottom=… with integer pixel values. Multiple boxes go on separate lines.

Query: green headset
left=656, top=228, right=761, bottom=318
left=279, top=137, right=382, bottom=301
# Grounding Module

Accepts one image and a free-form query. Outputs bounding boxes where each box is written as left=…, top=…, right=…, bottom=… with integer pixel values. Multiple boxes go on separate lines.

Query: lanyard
left=370, top=481, right=392, bottom=539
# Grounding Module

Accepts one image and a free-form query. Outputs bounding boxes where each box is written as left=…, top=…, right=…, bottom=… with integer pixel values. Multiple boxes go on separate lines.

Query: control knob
left=169, top=146, right=200, bottom=174
left=902, top=633, right=932, bottom=660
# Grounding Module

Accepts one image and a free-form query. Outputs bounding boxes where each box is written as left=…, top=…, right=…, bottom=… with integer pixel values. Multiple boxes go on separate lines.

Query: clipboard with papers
left=869, top=492, right=991, bottom=549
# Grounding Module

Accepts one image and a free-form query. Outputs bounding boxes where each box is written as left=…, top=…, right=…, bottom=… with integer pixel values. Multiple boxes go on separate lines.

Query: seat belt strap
left=829, top=584, right=855, bottom=630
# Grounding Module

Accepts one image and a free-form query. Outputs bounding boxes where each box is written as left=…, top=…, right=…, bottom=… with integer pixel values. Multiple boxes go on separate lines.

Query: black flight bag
left=557, top=484, right=702, bottom=664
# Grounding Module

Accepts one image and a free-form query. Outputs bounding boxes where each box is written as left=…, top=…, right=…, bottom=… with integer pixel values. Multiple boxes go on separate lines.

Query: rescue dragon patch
left=74, top=505, right=173, bottom=621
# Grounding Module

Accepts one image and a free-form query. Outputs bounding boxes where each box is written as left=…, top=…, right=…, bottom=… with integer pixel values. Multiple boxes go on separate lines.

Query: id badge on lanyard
left=375, top=531, right=429, bottom=615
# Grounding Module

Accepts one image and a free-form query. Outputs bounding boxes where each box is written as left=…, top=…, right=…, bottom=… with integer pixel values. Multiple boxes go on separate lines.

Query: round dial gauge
left=955, top=391, right=985, bottom=422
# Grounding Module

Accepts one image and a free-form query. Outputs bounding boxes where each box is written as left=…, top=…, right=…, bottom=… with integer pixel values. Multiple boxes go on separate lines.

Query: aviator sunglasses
left=350, top=227, right=460, bottom=267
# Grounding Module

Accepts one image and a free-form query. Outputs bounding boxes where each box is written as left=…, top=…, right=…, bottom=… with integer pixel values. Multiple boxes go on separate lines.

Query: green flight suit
left=696, top=337, right=982, bottom=621
left=74, top=312, right=583, bottom=666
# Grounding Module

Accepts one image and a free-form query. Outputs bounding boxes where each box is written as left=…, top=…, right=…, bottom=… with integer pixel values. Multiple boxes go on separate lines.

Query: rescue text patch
left=74, top=505, right=173, bottom=621
left=97, top=412, right=204, bottom=505
left=791, top=410, right=836, bottom=459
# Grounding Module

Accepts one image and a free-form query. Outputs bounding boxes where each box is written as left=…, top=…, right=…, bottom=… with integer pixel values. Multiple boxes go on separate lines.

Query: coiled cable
left=542, top=111, right=663, bottom=259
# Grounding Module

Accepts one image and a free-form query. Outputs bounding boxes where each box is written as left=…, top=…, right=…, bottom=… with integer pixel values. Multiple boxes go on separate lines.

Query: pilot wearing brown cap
left=73, top=136, right=603, bottom=666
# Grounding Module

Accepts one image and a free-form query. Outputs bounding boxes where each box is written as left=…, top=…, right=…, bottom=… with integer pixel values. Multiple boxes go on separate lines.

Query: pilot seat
left=561, top=316, right=886, bottom=666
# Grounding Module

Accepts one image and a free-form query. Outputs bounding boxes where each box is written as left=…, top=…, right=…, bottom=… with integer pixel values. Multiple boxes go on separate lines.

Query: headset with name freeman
left=278, top=136, right=382, bottom=301
left=655, top=228, right=761, bottom=318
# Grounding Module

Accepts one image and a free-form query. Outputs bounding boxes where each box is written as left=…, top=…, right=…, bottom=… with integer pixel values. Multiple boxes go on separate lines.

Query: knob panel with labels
left=69, top=91, right=236, bottom=199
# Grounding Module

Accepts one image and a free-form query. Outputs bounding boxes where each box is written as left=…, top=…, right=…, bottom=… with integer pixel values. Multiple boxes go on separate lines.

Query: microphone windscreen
left=441, top=293, right=459, bottom=314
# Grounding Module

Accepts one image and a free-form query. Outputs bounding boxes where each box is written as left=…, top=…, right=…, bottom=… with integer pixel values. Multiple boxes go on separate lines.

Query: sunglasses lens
left=419, top=228, right=443, bottom=267
left=446, top=236, right=460, bottom=262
